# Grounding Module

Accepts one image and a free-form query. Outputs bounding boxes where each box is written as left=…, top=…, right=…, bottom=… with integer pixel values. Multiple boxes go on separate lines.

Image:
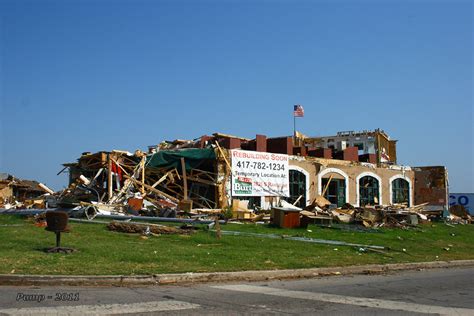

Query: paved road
left=0, top=267, right=473, bottom=315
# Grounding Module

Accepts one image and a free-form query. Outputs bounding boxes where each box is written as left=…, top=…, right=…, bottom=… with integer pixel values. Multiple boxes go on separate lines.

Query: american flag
left=293, top=104, right=304, bottom=117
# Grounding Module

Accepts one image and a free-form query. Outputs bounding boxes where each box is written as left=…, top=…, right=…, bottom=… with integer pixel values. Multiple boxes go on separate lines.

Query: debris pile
left=106, top=221, right=193, bottom=235
left=46, top=133, right=275, bottom=223
left=1, top=131, right=470, bottom=229
left=54, top=146, right=220, bottom=221
left=445, top=205, right=472, bottom=225
left=0, top=173, right=54, bottom=209
left=297, top=196, right=440, bottom=228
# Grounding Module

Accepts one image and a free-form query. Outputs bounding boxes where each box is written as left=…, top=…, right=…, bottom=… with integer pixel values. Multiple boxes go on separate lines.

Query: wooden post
left=376, top=131, right=381, bottom=166
left=214, top=141, right=232, bottom=170
left=141, top=158, right=145, bottom=194
left=181, top=157, right=188, bottom=199
left=215, top=216, right=221, bottom=240
left=292, top=195, right=303, bottom=206
left=107, top=154, right=113, bottom=200
left=321, top=174, right=334, bottom=197
left=38, top=183, right=55, bottom=195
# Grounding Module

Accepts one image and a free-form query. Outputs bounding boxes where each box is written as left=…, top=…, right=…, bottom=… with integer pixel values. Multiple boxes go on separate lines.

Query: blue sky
left=0, top=0, right=472, bottom=192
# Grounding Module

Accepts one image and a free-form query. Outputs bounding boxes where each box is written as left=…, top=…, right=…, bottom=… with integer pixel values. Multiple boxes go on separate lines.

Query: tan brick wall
left=289, top=157, right=415, bottom=207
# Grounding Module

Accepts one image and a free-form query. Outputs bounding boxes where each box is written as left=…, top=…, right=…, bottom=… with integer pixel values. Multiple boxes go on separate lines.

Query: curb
left=1, top=260, right=473, bottom=286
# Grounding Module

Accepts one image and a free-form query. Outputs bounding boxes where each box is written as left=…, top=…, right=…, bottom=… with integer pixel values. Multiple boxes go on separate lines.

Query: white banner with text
left=230, top=149, right=289, bottom=197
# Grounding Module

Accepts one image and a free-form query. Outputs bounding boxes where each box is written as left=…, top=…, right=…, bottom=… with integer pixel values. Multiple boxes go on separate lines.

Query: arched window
left=359, top=176, right=380, bottom=206
left=321, top=175, right=346, bottom=207
left=392, top=178, right=410, bottom=205
left=318, top=168, right=349, bottom=206
left=284, top=169, right=307, bottom=208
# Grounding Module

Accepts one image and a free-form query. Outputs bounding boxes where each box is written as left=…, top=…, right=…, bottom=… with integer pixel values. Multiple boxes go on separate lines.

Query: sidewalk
left=1, top=260, right=473, bottom=286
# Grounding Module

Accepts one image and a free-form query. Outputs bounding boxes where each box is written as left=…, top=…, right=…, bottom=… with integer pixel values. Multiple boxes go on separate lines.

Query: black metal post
left=55, top=232, right=61, bottom=248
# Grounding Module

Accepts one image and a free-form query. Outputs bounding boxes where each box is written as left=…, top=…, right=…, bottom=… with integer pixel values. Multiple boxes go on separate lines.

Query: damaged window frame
left=392, top=178, right=410, bottom=205
left=359, top=176, right=380, bottom=206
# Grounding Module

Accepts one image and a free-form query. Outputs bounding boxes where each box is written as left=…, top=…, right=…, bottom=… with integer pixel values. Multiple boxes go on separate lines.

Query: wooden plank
left=214, top=141, right=232, bottom=170
left=142, top=169, right=178, bottom=198
left=141, top=158, right=146, bottom=194
left=125, top=175, right=179, bottom=203
left=321, top=174, right=334, bottom=197
left=152, top=169, right=176, bottom=188
left=187, top=176, right=217, bottom=187
left=181, top=158, right=188, bottom=199
left=109, top=178, right=132, bottom=203
left=190, top=168, right=218, bottom=180
left=174, top=167, right=181, bottom=180
left=292, top=195, right=303, bottom=206
left=107, top=154, right=113, bottom=199
left=109, top=158, right=144, bottom=203
left=314, top=194, right=331, bottom=208
left=191, top=168, right=218, bottom=177
left=157, top=185, right=183, bottom=199
left=109, top=157, right=130, bottom=176
left=213, top=132, right=251, bottom=141
left=153, top=180, right=211, bottom=209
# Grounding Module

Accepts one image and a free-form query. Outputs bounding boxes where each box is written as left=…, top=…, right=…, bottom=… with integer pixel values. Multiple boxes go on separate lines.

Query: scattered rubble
left=1, top=132, right=470, bottom=229
left=0, top=173, right=53, bottom=209
left=298, top=196, right=452, bottom=229
left=445, top=204, right=472, bottom=225
left=107, top=221, right=193, bottom=235
left=52, top=146, right=220, bottom=222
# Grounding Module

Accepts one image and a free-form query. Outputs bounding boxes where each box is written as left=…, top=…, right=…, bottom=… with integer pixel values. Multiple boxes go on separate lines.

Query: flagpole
left=293, top=104, right=304, bottom=146
left=293, top=108, right=296, bottom=144
left=293, top=114, right=296, bottom=138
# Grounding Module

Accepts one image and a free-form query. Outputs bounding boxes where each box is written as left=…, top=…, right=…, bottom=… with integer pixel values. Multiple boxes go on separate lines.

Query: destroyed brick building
left=59, top=129, right=449, bottom=216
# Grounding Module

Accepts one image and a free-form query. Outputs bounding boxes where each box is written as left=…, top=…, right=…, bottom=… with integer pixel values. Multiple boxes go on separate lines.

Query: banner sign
left=231, top=149, right=289, bottom=197
left=449, top=193, right=474, bottom=215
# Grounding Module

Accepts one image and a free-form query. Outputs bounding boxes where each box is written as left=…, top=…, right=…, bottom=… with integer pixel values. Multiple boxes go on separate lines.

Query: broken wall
left=375, top=130, right=397, bottom=164
left=413, top=166, right=448, bottom=211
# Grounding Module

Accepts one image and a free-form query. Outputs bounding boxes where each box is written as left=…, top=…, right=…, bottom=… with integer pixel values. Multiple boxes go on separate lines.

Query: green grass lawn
left=1, top=215, right=473, bottom=275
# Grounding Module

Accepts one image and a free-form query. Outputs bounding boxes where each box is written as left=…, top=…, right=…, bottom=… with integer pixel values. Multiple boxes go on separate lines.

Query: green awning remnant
left=146, top=148, right=216, bottom=171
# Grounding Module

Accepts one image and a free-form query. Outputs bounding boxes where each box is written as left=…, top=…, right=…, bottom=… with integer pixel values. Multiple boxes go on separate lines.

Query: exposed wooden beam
left=321, top=174, right=334, bottom=197
left=181, top=158, right=188, bottom=199
left=215, top=141, right=232, bottom=170
left=107, top=154, right=113, bottom=199
left=125, top=175, right=179, bottom=203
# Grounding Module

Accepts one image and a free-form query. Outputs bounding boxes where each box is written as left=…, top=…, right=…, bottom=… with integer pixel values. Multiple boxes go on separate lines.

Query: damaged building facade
left=60, top=129, right=448, bottom=215
left=218, top=129, right=447, bottom=212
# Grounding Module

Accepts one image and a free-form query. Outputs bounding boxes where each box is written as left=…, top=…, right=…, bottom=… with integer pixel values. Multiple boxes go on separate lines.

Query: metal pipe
left=218, top=230, right=386, bottom=250
left=0, top=209, right=225, bottom=224
left=0, top=209, right=53, bottom=215
left=94, top=214, right=224, bottom=225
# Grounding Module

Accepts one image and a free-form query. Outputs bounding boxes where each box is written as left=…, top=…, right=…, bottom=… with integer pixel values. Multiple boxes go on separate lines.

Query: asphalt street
left=0, top=267, right=473, bottom=315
